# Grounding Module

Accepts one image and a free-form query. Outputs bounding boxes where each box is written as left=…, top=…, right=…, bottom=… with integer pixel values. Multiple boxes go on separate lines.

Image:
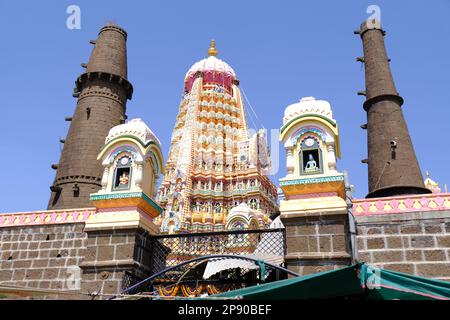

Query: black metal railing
left=119, top=228, right=286, bottom=298
left=152, top=228, right=286, bottom=271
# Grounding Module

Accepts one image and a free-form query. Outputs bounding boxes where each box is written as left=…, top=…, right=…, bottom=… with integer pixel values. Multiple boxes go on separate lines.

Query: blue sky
left=1, top=0, right=449, bottom=212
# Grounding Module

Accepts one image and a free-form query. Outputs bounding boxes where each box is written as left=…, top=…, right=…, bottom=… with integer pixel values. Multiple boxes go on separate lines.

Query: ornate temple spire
left=207, top=39, right=218, bottom=56
left=356, top=20, right=430, bottom=198
left=157, top=42, right=278, bottom=233
left=47, top=23, right=133, bottom=209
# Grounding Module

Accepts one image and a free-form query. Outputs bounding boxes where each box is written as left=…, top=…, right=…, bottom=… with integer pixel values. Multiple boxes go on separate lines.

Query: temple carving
left=156, top=40, right=278, bottom=233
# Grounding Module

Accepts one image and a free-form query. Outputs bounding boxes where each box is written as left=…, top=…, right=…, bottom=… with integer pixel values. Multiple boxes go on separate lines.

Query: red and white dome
left=185, top=55, right=236, bottom=81
left=184, top=40, right=237, bottom=93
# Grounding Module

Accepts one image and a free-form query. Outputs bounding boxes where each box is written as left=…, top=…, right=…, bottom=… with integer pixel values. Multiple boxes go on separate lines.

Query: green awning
left=210, top=263, right=450, bottom=300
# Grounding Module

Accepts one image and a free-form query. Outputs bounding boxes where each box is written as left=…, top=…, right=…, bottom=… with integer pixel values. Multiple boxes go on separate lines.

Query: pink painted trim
left=185, top=70, right=235, bottom=93
left=0, top=208, right=96, bottom=228
left=352, top=193, right=450, bottom=216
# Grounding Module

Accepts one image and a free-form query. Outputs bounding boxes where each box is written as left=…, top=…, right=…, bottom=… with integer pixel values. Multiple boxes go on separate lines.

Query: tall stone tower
left=48, top=23, right=133, bottom=209
left=157, top=40, right=278, bottom=233
left=356, top=20, right=430, bottom=198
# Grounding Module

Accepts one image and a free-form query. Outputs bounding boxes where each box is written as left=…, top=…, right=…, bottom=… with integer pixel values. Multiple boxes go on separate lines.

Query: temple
left=1, top=19, right=450, bottom=300
left=156, top=40, right=278, bottom=233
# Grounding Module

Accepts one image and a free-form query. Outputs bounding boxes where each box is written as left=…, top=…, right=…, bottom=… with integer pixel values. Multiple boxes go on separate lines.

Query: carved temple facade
left=1, top=20, right=450, bottom=300
left=155, top=41, right=278, bottom=233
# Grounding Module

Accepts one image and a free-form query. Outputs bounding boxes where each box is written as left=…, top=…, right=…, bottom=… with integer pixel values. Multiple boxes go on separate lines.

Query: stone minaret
left=48, top=23, right=133, bottom=209
left=356, top=21, right=430, bottom=198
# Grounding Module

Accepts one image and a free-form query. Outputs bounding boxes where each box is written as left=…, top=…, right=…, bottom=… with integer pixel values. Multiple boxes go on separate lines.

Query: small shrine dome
left=228, top=202, right=255, bottom=216
left=105, top=118, right=161, bottom=147
left=225, top=203, right=259, bottom=230
left=91, top=118, right=164, bottom=220
left=283, top=96, right=334, bottom=125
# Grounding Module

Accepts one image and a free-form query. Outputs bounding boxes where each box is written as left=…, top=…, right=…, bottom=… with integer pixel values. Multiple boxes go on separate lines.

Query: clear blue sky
left=1, top=0, right=449, bottom=212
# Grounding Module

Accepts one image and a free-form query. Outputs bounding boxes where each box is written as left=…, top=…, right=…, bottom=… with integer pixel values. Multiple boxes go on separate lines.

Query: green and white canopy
left=210, top=263, right=450, bottom=300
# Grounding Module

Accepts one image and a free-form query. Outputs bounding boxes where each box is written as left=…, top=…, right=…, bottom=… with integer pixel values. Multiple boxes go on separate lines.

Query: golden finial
left=208, top=39, right=218, bottom=56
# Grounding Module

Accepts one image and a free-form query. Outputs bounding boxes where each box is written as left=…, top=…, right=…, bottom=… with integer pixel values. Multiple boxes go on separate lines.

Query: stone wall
left=0, top=223, right=87, bottom=298
left=284, top=212, right=353, bottom=275
left=80, top=227, right=155, bottom=298
left=2, top=196, right=450, bottom=299
left=355, top=210, right=450, bottom=280
left=0, top=208, right=158, bottom=299
left=0, top=222, right=158, bottom=299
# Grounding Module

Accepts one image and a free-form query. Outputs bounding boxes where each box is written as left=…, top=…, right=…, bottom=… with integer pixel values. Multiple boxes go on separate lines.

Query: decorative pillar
left=134, top=161, right=143, bottom=189
left=101, top=167, right=109, bottom=191
left=326, top=141, right=337, bottom=173
left=286, top=146, right=295, bottom=176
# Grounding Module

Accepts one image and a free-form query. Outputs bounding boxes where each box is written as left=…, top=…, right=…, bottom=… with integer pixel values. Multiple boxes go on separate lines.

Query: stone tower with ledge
left=48, top=23, right=133, bottom=210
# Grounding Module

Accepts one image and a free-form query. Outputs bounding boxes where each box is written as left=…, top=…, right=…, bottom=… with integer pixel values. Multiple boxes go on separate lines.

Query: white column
left=286, top=146, right=295, bottom=176
left=101, top=166, right=109, bottom=192
left=326, top=141, right=337, bottom=173
left=134, top=161, right=144, bottom=190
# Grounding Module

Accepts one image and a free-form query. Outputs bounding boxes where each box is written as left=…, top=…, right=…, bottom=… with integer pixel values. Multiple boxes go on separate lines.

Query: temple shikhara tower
left=48, top=23, right=133, bottom=209
left=2, top=17, right=450, bottom=300
left=157, top=40, right=278, bottom=233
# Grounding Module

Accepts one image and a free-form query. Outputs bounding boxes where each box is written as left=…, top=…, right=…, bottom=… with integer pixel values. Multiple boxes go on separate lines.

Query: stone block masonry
left=80, top=227, right=155, bottom=298
left=0, top=223, right=88, bottom=298
left=284, top=213, right=353, bottom=275
left=47, top=23, right=133, bottom=210
left=0, top=208, right=159, bottom=299
left=355, top=209, right=450, bottom=280
left=357, top=21, right=430, bottom=198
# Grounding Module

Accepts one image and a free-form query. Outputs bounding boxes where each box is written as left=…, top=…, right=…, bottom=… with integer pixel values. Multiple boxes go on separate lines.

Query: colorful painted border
left=353, top=193, right=450, bottom=216
left=280, top=113, right=336, bottom=135
left=280, top=174, right=344, bottom=187
left=90, top=192, right=162, bottom=214
left=0, top=208, right=96, bottom=228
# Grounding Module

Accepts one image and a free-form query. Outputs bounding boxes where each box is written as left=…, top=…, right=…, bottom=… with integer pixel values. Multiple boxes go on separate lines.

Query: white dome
left=185, top=56, right=236, bottom=81
left=105, top=118, right=161, bottom=147
left=283, top=96, right=334, bottom=125
left=227, top=203, right=258, bottom=223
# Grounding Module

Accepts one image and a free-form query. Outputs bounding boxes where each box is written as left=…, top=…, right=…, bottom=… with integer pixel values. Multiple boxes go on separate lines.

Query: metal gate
left=120, top=228, right=287, bottom=298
